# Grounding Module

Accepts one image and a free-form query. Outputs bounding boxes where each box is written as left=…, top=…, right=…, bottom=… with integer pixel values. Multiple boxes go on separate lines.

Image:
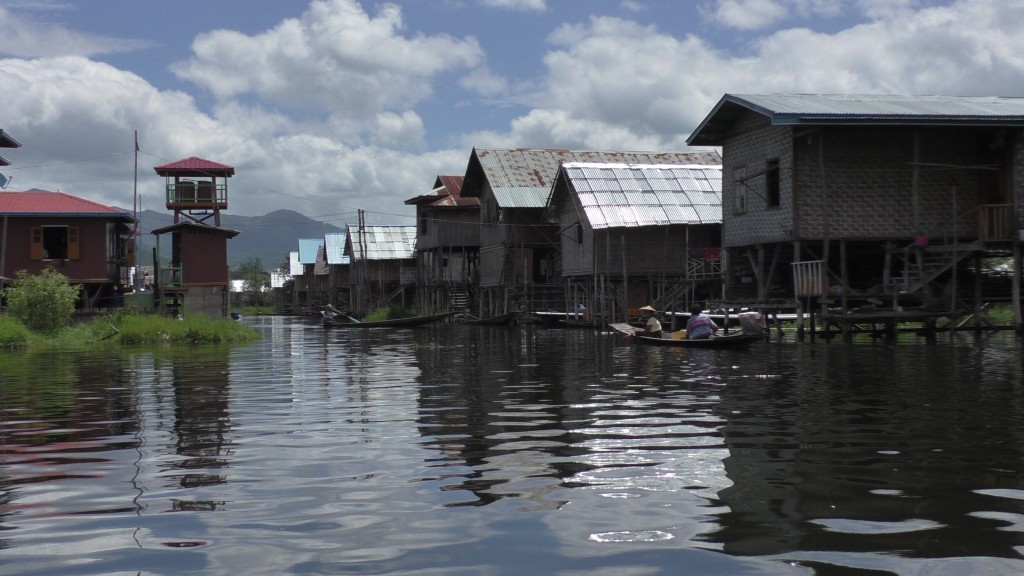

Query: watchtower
left=154, top=156, right=233, bottom=227
left=151, top=156, right=238, bottom=318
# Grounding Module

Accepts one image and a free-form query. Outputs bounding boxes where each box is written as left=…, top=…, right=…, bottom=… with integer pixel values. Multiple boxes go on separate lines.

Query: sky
left=2, top=0, right=1024, bottom=229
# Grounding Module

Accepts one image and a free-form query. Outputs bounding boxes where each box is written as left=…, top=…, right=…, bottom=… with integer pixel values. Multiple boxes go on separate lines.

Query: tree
left=234, top=257, right=269, bottom=307
left=3, top=267, right=80, bottom=334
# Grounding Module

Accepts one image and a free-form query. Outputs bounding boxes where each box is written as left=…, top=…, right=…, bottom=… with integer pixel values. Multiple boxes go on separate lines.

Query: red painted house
left=0, top=189, right=134, bottom=309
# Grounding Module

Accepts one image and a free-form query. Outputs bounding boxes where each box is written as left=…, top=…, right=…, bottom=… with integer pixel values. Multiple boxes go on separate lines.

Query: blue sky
left=1, top=0, right=1020, bottom=227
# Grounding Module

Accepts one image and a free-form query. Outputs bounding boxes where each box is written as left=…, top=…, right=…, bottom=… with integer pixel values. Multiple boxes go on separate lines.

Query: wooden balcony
left=165, top=181, right=228, bottom=210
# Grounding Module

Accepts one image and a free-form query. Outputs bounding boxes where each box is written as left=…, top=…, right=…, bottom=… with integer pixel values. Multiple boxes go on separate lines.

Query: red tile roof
left=154, top=156, right=235, bottom=177
left=0, top=190, right=132, bottom=217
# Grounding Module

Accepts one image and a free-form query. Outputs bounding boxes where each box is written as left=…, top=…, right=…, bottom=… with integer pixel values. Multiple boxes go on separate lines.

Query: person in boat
left=686, top=304, right=719, bottom=339
left=635, top=305, right=663, bottom=338
left=323, top=304, right=341, bottom=320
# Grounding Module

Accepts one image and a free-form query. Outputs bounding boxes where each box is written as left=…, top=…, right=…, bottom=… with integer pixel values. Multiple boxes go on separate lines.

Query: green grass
left=361, top=305, right=417, bottom=322
left=0, top=312, right=260, bottom=349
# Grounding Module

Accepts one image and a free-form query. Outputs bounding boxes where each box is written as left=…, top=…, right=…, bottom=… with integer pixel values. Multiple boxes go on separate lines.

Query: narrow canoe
left=323, top=312, right=455, bottom=328
left=462, top=311, right=518, bottom=325
left=608, top=323, right=763, bottom=349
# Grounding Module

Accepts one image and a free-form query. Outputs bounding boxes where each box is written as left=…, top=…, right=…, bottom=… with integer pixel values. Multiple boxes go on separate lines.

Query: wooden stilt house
left=688, top=94, right=1024, bottom=330
left=321, top=231, right=351, bottom=312
left=459, top=148, right=722, bottom=318
left=546, top=161, right=724, bottom=326
left=404, top=175, right=479, bottom=315
left=344, top=225, right=417, bottom=315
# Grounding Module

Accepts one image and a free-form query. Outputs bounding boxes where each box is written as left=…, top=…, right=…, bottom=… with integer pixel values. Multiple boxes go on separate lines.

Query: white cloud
left=171, top=0, right=484, bottom=120
left=0, top=55, right=462, bottom=224
left=459, top=65, right=510, bottom=98
left=0, top=5, right=151, bottom=57
left=620, top=1, right=647, bottom=13
left=700, top=0, right=790, bottom=30
left=477, top=0, right=547, bottom=11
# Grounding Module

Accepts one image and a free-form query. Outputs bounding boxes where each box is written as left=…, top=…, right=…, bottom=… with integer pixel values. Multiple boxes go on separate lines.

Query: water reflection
left=708, top=342, right=1024, bottom=572
left=2, top=319, right=1024, bottom=575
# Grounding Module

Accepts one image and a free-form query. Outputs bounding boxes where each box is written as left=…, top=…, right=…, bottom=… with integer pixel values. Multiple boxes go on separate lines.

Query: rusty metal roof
left=405, top=175, right=466, bottom=205
left=464, top=148, right=721, bottom=208
left=154, top=156, right=235, bottom=177
left=0, top=190, right=132, bottom=218
left=324, top=232, right=350, bottom=265
left=346, top=225, right=416, bottom=261
left=689, top=94, right=1024, bottom=146
left=556, top=163, right=722, bottom=229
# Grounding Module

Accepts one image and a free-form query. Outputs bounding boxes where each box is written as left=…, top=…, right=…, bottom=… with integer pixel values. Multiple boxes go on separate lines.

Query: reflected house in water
left=151, top=157, right=239, bottom=318
left=545, top=160, right=724, bottom=325
left=167, top=348, right=234, bottom=511
left=688, top=94, right=1024, bottom=329
left=0, top=190, right=134, bottom=311
left=404, top=175, right=480, bottom=315
left=344, top=225, right=417, bottom=315
left=409, top=328, right=619, bottom=510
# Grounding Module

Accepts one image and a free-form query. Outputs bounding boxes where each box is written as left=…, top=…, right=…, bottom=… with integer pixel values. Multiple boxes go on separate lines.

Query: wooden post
left=1015, top=240, right=1022, bottom=334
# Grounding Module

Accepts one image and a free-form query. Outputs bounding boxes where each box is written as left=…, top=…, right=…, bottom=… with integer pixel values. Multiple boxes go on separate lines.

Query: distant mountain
left=126, top=208, right=343, bottom=270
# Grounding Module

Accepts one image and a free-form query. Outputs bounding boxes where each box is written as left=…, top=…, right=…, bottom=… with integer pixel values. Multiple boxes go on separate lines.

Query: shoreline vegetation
left=0, top=312, right=261, bottom=349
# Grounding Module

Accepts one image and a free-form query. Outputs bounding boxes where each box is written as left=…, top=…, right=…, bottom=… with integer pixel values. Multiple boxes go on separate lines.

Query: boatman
left=686, top=305, right=719, bottom=339
left=636, top=305, right=663, bottom=339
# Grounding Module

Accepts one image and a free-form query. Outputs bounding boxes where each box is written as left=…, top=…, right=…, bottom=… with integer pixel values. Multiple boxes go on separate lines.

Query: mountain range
left=127, top=208, right=344, bottom=271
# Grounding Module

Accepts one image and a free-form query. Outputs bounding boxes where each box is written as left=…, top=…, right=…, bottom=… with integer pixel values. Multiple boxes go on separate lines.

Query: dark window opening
left=766, top=159, right=780, bottom=207
left=43, top=226, right=69, bottom=260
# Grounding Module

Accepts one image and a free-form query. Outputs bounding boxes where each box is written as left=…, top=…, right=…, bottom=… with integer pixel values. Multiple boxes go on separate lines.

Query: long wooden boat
left=608, top=323, right=763, bottom=349
left=462, top=311, right=518, bottom=326
left=323, top=312, right=455, bottom=328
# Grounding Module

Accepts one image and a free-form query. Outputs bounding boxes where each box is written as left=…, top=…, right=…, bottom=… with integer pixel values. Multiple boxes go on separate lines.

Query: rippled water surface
left=2, top=316, right=1024, bottom=575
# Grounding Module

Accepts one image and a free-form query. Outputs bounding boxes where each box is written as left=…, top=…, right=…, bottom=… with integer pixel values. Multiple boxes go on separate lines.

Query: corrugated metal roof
left=346, top=225, right=416, bottom=261
left=298, top=238, right=324, bottom=264
left=324, top=232, right=350, bottom=265
left=430, top=196, right=480, bottom=208
left=0, top=190, right=132, bottom=218
left=689, top=93, right=1024, bottom=146
left=468, top=148, right=721, bottom=207
left=151, top=221, right=241, bottom=238
left=559, top=163, right=722, bottom=229
left=289, top=251, right=302, bottom=275
left=153, top=156, right=235, bottom=177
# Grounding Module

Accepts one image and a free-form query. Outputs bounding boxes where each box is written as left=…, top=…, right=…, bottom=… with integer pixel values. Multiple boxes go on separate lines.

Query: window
left=31, top=225, right=80, bottom=260
left=766, top=159, right=780, bottom=207
left=733, top=167, right=747, bottom=213
left=419, top=212, right=429, bottom=234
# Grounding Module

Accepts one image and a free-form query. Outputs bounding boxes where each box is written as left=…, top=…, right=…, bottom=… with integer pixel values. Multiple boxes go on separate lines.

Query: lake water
left=2, top=316, right=1024, bottom=575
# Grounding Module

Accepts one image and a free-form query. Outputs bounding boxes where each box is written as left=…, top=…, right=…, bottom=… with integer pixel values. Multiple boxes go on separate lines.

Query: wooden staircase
left=893, top=241, right=983, bottom=294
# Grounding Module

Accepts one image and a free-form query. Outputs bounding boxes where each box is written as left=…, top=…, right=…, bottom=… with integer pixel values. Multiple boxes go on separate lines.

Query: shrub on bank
left=2, top=268, right=79, bottom=335
left=0, top=316, right=35, bottom=348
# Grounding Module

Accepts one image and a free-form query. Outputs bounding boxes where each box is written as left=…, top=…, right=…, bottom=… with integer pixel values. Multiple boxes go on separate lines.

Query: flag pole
left=133, top=130, right=140, bottom=290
